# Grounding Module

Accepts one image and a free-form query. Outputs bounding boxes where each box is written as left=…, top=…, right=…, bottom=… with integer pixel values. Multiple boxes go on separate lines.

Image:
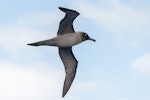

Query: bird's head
left=81, top=32, right=96, bottom=42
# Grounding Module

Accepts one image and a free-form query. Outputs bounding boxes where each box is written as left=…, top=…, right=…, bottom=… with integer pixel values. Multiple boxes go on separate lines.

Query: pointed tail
left=27, top=41, right=45, bottom=46
left=27, top=39, right=51, bottom=46
left=27, top=39, right=56, bottom=46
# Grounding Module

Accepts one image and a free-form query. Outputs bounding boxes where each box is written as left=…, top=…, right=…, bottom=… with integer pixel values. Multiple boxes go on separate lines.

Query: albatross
left=28, top=7, right=95, bottom=97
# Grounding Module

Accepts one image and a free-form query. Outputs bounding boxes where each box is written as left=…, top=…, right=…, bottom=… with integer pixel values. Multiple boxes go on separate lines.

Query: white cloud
left=0, top=11, right=65, bottom=100
left=0, top=11, right=60, bottom=59
left=0, top=61, right=63, bottom=100
left=0, top=11, right=57, bottom=46
left=130, top=53, right=150, bottom=75
left=73, top=0, right=150, bottom=35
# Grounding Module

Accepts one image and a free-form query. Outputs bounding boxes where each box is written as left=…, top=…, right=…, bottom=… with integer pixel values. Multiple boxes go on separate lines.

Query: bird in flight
left=28, top=7, right=95, bottom=97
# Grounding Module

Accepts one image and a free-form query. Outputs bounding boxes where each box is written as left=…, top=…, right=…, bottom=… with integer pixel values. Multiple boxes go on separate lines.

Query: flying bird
left=28, top=7, right=95, bottom=97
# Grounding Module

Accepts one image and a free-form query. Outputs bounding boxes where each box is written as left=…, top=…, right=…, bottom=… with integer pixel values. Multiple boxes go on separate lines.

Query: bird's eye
left=84, top=33, right=88, bottom=37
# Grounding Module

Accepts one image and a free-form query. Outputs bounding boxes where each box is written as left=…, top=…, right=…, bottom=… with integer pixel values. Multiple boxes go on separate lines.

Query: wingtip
left=62, top=93, right=65, bottom=98
left=58, top=7, right=63, bottom=9
left=62, top=87, right=68, bottom=98
left=58, top=7, right=66, bottom=12
left=58, top=7, right=62, bottom=10
left=58, top=7, right=70, bottom=13
left=58, top=7, right=80, bottom=15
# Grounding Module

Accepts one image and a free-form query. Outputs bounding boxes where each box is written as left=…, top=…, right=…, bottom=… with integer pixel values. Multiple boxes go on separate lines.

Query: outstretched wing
left=59, top=47, right=78, bottom=97
left=57, top=7, right=79, bottom=97
left=57, top=7, right=79, bottom=35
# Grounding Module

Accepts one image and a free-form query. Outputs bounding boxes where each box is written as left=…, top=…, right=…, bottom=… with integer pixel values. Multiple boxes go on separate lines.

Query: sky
left=0, top=0, right=150, bottom=100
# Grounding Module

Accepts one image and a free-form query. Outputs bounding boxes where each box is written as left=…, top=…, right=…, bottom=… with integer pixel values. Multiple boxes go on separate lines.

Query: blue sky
left=0, top=0, right=150, bottom=100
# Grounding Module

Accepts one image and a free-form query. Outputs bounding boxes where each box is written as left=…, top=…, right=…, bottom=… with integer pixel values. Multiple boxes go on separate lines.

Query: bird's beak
left=88, top=36, right=96, bottom=42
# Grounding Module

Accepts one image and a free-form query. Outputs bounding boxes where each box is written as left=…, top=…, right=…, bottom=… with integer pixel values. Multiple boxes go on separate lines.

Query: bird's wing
left=57, top=7, right=79, bottom=97
left=57, top=7, right=79, bottom=35
left=59, top=47, right=78, bottom=97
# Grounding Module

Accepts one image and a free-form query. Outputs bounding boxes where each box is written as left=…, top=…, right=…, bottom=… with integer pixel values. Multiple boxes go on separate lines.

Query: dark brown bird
left=28, top=7, right=95, bottom=97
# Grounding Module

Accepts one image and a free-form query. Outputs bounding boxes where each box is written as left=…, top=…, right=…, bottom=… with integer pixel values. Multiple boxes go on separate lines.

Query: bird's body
left=28, top=7, right=95, bottom=97
left=55, top=32, right=85, bottom=47
left=28, top=32, right=90, bottom=47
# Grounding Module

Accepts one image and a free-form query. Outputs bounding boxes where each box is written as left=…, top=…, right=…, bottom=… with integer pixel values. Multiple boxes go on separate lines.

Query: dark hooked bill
left=88, top=37, right=96, bottom=42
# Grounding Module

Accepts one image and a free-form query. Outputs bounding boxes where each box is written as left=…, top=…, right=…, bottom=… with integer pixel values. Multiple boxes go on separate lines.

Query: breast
left=56, top=33, right=83, bottom=47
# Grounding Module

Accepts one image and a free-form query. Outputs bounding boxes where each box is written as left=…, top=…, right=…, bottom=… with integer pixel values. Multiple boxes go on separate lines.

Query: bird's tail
left=27, top=39, right=52, bottom=46
left=27, top=41, right=44, bottom=46
left=27, top=39, right=57, bottom=46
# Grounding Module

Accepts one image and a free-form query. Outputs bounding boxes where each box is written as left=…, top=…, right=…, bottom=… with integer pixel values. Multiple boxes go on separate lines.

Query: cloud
left=0, top=11, right=61, bottom=59
left=0, top=61, right=63, bottom=100
left=73, top=0, right=150, bottom=35
left=0, top=11, right=58, bottom=47
left=130, top=53, right=150, bottom=75
left=0, top=11, right=65, bottom=100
